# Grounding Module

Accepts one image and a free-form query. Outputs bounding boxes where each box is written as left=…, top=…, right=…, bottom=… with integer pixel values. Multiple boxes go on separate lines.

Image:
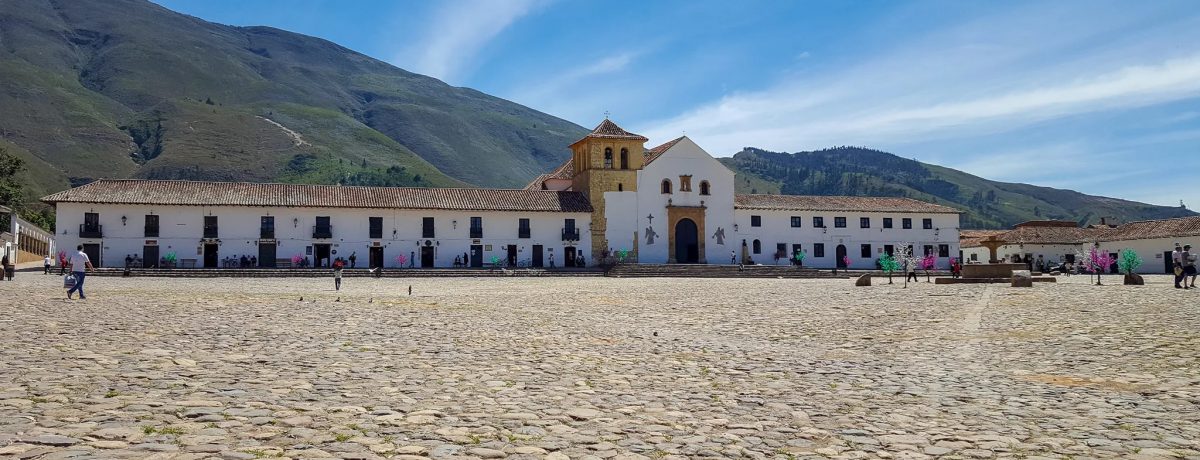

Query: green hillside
left=0, top=0, right=588, bottom=200
left=721, top=147, right=1195, bottom=229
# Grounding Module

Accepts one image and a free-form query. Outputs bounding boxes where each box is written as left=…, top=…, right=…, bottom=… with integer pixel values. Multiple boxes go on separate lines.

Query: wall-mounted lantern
left=293, top=218, right=299, bottom=228
left=121, top=216, right=127, bottom=226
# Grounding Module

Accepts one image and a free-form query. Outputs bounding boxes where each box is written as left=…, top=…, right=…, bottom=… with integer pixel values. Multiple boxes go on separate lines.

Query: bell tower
left=569, top=118, right=647, bottom=261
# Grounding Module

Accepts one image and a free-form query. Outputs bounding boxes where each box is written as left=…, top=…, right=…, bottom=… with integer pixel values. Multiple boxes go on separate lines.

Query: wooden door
left=203, top=244, right=218, bottom=268
left=142, top=245, right=159, bottom=268
left=258, top=243, right=277, bottom=268
left=532, top=245, right=543, bottom=267
left=83, top=243, right=101, bottom=268
left=420, top=246, right=435, bottom=268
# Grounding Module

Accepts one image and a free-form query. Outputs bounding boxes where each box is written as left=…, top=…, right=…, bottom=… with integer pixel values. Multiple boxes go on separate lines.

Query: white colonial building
left=44, top=119, right=961, bottom=269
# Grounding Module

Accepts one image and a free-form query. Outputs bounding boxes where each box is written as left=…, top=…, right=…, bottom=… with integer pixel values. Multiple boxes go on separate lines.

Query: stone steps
left=605, top=264, right=850, bottom=279
left=87, top=267, right=605, bottom=278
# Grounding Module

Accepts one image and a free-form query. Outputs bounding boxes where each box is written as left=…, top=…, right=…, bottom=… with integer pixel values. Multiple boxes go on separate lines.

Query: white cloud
left=641, top=4, right=1200, bottom=154
left=506, top=51, right=643, bottom=120
left=397, top=0, right=545, bottom=84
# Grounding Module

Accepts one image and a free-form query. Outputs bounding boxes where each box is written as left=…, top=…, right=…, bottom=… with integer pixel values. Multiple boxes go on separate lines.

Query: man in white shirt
left=67, top=245, right=94, bottom=300
left=44, top=255, right=52, bottom=274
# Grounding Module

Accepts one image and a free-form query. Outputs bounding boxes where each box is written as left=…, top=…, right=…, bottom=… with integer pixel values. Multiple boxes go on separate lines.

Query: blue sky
left=154, top=0, right=1200, bottom=207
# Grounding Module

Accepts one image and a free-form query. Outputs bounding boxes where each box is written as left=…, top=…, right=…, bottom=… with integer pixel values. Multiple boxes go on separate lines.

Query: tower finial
left=604, top=110, right=610, bottom=119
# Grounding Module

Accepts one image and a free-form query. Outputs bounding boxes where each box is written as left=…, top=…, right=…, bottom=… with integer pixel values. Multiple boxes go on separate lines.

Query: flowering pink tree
left=1077, top=246, right=1114, bottom=285
left=395, top=254, right=407, bottom=268
left=842, top=255, right=852, bottom=270
left=920, top=253, right=937, bottom=282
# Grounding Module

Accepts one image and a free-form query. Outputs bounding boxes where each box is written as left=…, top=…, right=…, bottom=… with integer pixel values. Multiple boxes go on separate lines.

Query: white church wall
left=633, top=137, right=736, bottom=264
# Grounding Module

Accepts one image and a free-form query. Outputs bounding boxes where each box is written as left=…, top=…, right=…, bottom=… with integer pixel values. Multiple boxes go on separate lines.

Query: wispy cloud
left=507, top=51, right=643, bottom=118
left=397, top=0, right=545, bottom=84
left=642, top=3, right=1200, bottom=154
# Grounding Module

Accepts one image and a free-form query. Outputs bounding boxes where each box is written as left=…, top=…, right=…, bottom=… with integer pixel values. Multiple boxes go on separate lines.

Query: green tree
left=0, top=147, right=23, bottom=207
left=0, top=147, right=55, bottom=231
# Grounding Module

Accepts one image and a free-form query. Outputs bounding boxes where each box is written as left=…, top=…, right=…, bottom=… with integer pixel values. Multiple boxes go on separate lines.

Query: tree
left=1077, top=245, right=1114, bottom=285
left=1117, top=248, right=1142, bottom=275
left=920, top=253, right=937, bottom=282
left=894, top=244, right=917, bottom=288
left=0, top=147, right=24, bottom=208
left=878, top=253, right=900, bottom=284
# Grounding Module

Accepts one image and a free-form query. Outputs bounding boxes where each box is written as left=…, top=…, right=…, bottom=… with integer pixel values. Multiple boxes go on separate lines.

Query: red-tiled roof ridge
left=734, top=194, right=961, bottom=214
left=42, top=179, right=593, bottom=213
left=644, top=136, right=685, bottom=165
left=571, top=119, right=648, bottom=145
left=523, top=158, right=575, bottom=190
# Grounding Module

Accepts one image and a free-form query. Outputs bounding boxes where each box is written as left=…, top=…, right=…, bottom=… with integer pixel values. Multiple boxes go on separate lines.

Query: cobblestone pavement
left=0, top=273, right=1197, bottom=460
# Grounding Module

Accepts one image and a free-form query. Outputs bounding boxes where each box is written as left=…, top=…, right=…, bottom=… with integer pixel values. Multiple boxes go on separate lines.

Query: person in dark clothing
left=348, top=252, right=357, bottom=268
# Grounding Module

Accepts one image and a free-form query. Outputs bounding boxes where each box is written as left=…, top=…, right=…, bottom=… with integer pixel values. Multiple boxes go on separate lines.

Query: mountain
left=0, top=0, right=588, bottom=205
left=720, top=147, right=1196, bottom=229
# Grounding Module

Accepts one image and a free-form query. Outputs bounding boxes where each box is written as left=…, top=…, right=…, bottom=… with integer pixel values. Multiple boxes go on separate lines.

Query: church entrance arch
left=674, top=218, right=699, bottom=264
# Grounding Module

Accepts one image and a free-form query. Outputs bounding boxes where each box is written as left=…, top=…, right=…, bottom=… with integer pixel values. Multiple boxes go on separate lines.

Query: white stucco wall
left=55, top=203, right=591, bottom=268
left=631, top=137, right=736, bottom=264
left=733, top=211, right=960, bottom=269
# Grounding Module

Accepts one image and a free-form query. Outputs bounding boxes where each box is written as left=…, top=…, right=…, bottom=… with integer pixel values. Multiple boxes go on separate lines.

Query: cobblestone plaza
left=1, top=275, right=1197, bottom=459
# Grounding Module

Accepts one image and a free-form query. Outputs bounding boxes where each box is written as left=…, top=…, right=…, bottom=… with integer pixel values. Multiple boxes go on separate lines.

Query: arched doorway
left=836, top=244, right=847, bottom=268
left=674, top=218, right=699, bottom=263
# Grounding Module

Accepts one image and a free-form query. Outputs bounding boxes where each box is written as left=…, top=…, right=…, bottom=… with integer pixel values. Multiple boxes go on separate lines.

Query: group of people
left=220, top=255, right=259, bottom=268
left=1173, top=243, right=1197, bottom=289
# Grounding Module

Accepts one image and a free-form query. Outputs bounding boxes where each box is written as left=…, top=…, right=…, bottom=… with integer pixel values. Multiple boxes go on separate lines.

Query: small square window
left=860, top=217, right=870, bottom=228
left=834, top=217, right=847, bottom=228
left=751, top=215, right=762, bottom=227
left=923, top=218, right=933, bottom=230
left=813, top=217, right=825, bottom=228
left=790, top=216, right=802, bottom=228
left=861, top=244, right=872, bottom=258
left=883, top=218, right=893, bottom=229
left=938, top=244, right=950, bottom=257
left=813, top=243, right=825, bottom=258
left=902, top=218, right=912, bottom=229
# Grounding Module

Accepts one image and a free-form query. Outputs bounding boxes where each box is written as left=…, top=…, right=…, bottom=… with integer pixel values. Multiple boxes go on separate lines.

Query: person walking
left=906, top=260, right=919, bottom=283
left=409, top=251, right=416, bottom=268
left=730, top=250, right=737, bottom=265
left=1173, top=243, right=1185, bottom=289
left=1186, top=245, right=1198, bottom=288
left=44, top=254, right=52, bottom=274
left=66, top=245, right=94, bottom=299
left=348, top=252, right=357, bottom=269
left=549, top=252, right=555, bottom=268
left=332, top=258, right=344, bottom=291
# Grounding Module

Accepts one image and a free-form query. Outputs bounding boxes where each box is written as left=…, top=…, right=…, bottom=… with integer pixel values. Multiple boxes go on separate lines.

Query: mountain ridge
left=719, top=146, right=1195, bottom=229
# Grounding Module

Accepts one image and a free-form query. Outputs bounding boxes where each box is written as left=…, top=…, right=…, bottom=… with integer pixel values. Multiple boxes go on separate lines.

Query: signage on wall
left=485, top=244, right=493, bottom=251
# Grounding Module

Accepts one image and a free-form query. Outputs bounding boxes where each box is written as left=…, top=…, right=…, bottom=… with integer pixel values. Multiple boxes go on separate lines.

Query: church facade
left=44, top=119, right=961, bottom=269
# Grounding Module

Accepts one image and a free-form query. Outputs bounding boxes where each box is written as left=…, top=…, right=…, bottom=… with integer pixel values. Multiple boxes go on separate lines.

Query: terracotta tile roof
left=522, top=174, right=552, bottom=191
left=523, top=158, right=575, bottom=190
left=1100, top=215, right=1200, bottom=242
left=734, top=194, right=962, bottom=214
left=644, top=136, right=684, bottom=165
left=989, top=226, right=1110, bottom=246
left=548, top=158, right=574, bottom=179
left=965, top=216, right=1200, bottom=246
left=571, top=119, right=648, bottom=145
left=43, top=180, right=593, bottom=213
left=959, top=230, right=1007, bottom=248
